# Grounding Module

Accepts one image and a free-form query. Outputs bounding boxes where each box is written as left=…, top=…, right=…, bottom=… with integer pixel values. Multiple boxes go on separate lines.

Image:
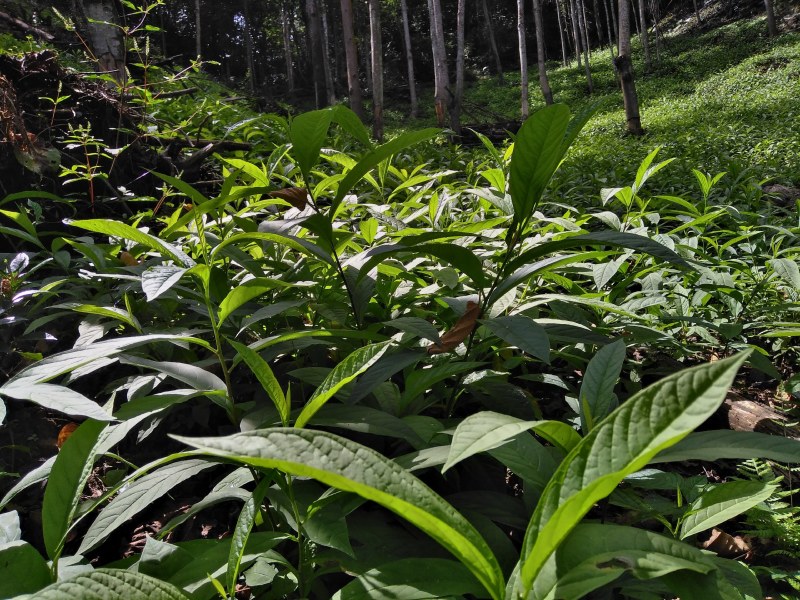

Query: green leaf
left=332, top=558, right=485, bottom=599
left=217, top=278, right=289, bottom=326
left=769, top=258, right=800, bottom=290
left=443, top=411, right=581, bottom=473
left=43, top=419, right=108, bottom=560
left=295, top=341, right=393, bottom=428
left=679, top=480, right=777, bottom=539
left=518, top=351, right=751, bottom=593
left=229, top=339, right=289, bottom=425
left=0, top=456, right=55, bottom=510
left=509, top=104, right=572, bottom=227
left=141, top=266, right=187, bottom=301
left=78, top=459, right=217, bottom=554
left=0, top=382, right=113, bottom=421
left=356, top=242, right=487, bottom=287
left=532, top=523, right=717, bottom=600
left=651, top=430, right=800, bottom=464
left=332, top=105, right=373, bottom=148
left=481, top=315, right=550, bottom=363
left=175, top=428, right=504, bottom=600
left=30, top=568, right=189, bottom=599
left=227, top=478, right=270, bottom=598
left=384, top=317, right=441, bottom=343
left=211, top=231, right=334, bottom=264
left=578, top=339, right=626, bottom=434
left=333, top=128, right=441, bottom=216
left=69, top=219, right=195, bottom=267
left=0, top=540, right=52, bottom=597
left=118, top=355, right=226, bottom=392
left=290, top=108, right=333, bottom=182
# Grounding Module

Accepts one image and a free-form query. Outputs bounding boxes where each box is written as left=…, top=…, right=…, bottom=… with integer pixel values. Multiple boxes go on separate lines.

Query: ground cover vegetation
left=1, top=1, right=800, bottom=599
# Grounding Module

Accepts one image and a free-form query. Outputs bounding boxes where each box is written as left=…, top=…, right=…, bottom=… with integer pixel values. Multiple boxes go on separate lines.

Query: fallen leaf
left=428, top=301, right=481, bottom=355
left=57, top=422, right=79, bottom=449
left=701, top=527, right=752, bottom=561
left=268, top=187, right=309, bottom=210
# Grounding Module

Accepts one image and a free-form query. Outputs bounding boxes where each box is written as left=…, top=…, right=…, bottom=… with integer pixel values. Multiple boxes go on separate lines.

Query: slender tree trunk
left=607, top=0, right=618, bottom=44
left=320, top=0, right=336, bottom=104
left=592, top=0, right=604, bottom=45
left=453, top=0, right=466, bottom=132
left=399, top=0, right=418, bottom=118
left=569, top=0, right=582, bottom=68
left=482, top=0, right=504, bottom=82
left=195, top=0, right=201, bottom=58
left=339, top=0, right=363, bottom=118
left=517, top=0, right=529, bottom=119
left=555, top=0, right=569, bottom=67
left=368, top=0, right=383, bottom=141
left=532, top=0, right=553, bottom=104
left=602, top=0, right=615, bottom=58
left=615, top=0, right=643, bottom=135
left=281, top=0, right=295, bottom=91
left=649, top=0, right=662, bottom=63
left=637, top=0, right=651, bottom=71
left=764, top=0, right=777, bottom=37
left=428, top=0, right=451, bottom=127
left=577, top=0, right=593, bottom=92
left=692, top=0, right=702, bottom=27
left=243, top=0, right=256, bottom=93
left=305, top=0, right=327, bottom=107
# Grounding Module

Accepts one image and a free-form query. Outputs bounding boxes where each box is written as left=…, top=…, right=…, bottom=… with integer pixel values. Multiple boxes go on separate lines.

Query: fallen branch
left=0, top=11, right=55, bottom=41
left=142, top=135, right=251, bottom=151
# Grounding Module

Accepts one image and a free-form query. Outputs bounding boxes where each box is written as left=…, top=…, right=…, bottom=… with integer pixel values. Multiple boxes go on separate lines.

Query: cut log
left=722, top=391, right=796, bottom=438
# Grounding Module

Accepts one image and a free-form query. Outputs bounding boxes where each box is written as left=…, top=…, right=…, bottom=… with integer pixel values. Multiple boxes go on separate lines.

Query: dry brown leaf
left=701, top=528, right=753, bottom=561
left=427, top=301, right=481, bottom=355
left=268, top=187, right=309, bottom=210
left=57, top=422, right=79, bottom=449
left=119, top=251, right=139, bottom=266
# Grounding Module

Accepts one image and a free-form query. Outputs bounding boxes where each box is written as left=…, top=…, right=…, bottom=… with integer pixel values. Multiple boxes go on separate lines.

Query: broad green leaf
left=0, top=456, right=55, bottom=510
left=578, top=339, right=625, bottom=434
left=150, top=171, right=211, bottom=206
left=175, top=428, right=504, bottom=600
left=43, top=419, right=108, bottom=559
left=29, top=568, right=189, bottom=599
left=518, top=351, right=750, bottom=592
left=509, top=105, right=572, bottom=227
left=229, top=339, right=289, bottom=425
left=356, top=242, right=487, bottom=287
left=141, top=265, right=187, bottom=301
left=0, top=511, right=20, bottom=543
left=489, top=434, right=558, bottom=494
left=769, top=258, right=800, bottom=290
left=384, top=317, right=441, bottom=343
left=55, top=302, right=139, bottom=331
left=332, top=558, right=485, bottom=599
left=295, top=341, right=393, bottom=428
left=226, top=478, right=270, bottom=598
left=490, top=252, right=602, bottom=303
left=78, top=459, right=217, bottom=554
left=651, top=430, right=800, bottom=464
left=308, top=405, right=425, bottom=447
left=217, top=278, right=289, bottom=326
left=443, top=411, right=581, bottom=473
left=532, top=523, right=717, bottom=600
left=481, top=315, right=550, bottom=363
left=0, top=540, right=52, bottom=597
left=333, top=128, right=441, bottom=216
left=679, top=480, right=777, bottom=539
left=119, top=355, right=226, bottom=392
left=0, top=382, right=113, bottom=421
left=332, top=104, right=373, bottom=148
left=290, top=108, right=333, bottom=181
left=401, top=361, right=486, bottom=410
left=6, top=334, right=214, bottom=386
left=211, top=231, right=334, bottom=264
left=69, top=219, right=195, bottom=267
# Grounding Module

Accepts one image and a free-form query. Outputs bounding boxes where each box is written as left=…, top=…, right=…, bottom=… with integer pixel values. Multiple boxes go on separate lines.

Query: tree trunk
left=305, top=0, right=327, bottom=107
left=79, top=0, right=126, bottom=83
left=194, top=0, right=201, bottom=58
left=764, top=0, right=777, bottom=37
left=243, top=0, right=256, bottom=93
left=428, top=0, right=451, bottom=127
left=482, top=0, right=504, bottom=82
left=453, top=0, right=466, bottom=133
left=607, top=0, right=618, bottom=44
left=340, top=0, right=363, bottom=118
left=555, top=0, right=569, bottom=66
left=399, top=0, right=419, bottom=118
left=517, top=0, right=529, bottom=119
left=592, top=0, right=604, bottom=45
left=320, top=0, right=336, bottom=104
left=368, top=0, right=383, bottom=141
left=281, top=0, right=295, bottom=91
left=532, top=0, right=553, bottom=104
left=637, top=0, right=651, bottom=71
left=692, top=0, right=702, bottom=27
left=615, top=0, right=643, bottom=135
left=649, top=0, right=662, bottom=63
left=569, top=0, right=582, bottom=68
left=577, top=0, right=593, bottom=92
left=602, top=0, right=616, bottom=58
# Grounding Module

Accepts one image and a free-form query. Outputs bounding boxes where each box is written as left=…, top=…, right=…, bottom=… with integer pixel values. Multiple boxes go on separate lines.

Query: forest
left=0, top=0, right=799, bottom=598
